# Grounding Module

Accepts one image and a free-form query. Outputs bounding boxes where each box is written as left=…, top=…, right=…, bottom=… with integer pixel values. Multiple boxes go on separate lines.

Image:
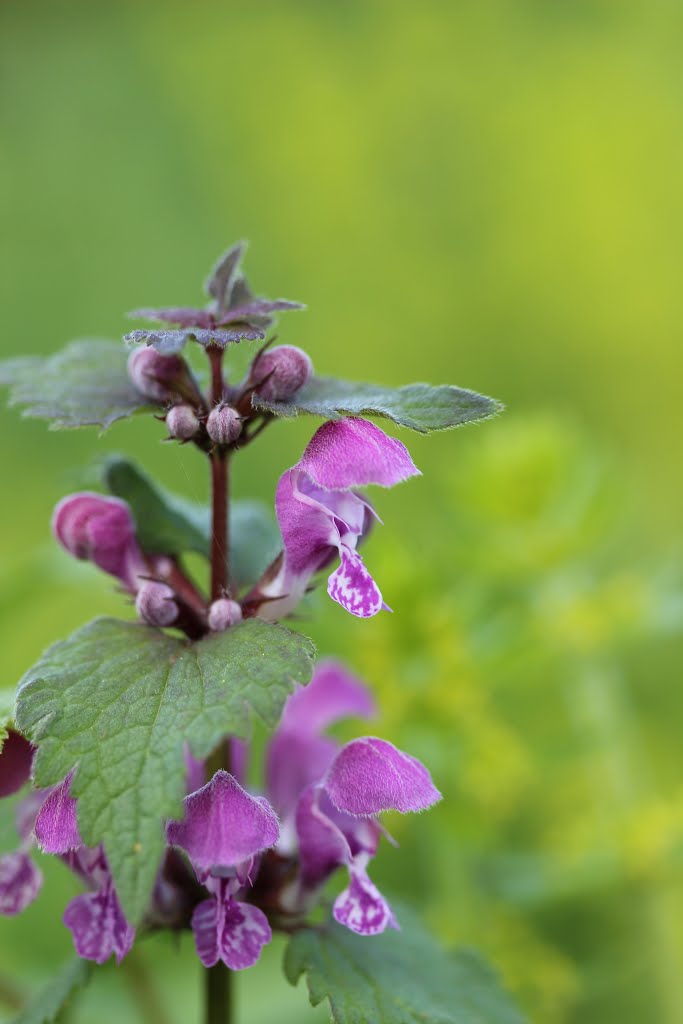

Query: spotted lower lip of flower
left=192, top=877, right=272, bottom=970
left=63, top=875, right=135, bottom=965
left=255, top=418, right=420, bottom=620
left=0, top=851, right=42, bottom=916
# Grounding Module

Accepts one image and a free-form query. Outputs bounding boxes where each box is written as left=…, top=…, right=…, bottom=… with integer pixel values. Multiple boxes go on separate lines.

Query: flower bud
left=52, top=492, right=143, bottom=588
left=206, top=404, right=242, bottom=445
left=166, top=404, right=200, bottom=441
left=249, top=345, right=312, bottom=402
left=208, top=598, right=243, bottom=632
left=135, top=581, right=179, bottom=627
left=127, top=347, right=191, bottom=403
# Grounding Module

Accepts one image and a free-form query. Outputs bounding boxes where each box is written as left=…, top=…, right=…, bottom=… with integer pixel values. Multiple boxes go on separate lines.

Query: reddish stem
left=208, top=345, right=230, bottom=601
left=204, top=343, right=233, bottom=1024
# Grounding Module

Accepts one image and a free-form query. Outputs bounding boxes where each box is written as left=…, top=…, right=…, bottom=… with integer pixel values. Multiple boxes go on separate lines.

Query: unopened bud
left=127, top=347, right=191, bottom=403
left=206, top=404, right=241, bottom=445
left=208, top=598, right=243, bottom=632
left=249, top=345, right=312, bottom=402
left=166, top=404, right=200, bottom=440
left=135, top=581, right=179, bottom=627
left=52, top=492, right=143, bottom=587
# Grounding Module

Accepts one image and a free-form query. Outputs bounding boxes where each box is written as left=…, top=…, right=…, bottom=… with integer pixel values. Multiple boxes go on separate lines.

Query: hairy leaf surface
left=254, top=377, right=501, bottom=433
left=0, top=340, right=151, bottom=431
left=16, top=618, right=314, bottom=922
left=285, top=912, right=526, bottom=1024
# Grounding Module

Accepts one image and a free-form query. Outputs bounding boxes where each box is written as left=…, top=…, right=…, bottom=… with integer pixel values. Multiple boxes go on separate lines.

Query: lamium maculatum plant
left=0, top=244, right=525, bottom=1024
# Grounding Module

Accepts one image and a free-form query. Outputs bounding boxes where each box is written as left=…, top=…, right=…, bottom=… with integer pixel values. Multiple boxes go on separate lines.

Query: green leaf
left=230, top=500, right=282, bottom=590
left=284, top=911, right=526, bottom=1024
left=102, top=456, right=210, bottom=557
left=101, top=456, right=281, bottom=588
left=16, top=617, right=314, bottom=923
left=11, top=958, right=92, bottom=1024
left=0, top=687, right=16, bottom=753
left=254, top=377, right=502, bottom=433
left=0, top=340, right=152, bottom=432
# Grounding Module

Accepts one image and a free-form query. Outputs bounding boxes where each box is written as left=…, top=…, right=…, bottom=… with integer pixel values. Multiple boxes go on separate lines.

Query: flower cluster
left=1, top=660, right=439, bottom=967
left=0, top=245, right=443, bottom=975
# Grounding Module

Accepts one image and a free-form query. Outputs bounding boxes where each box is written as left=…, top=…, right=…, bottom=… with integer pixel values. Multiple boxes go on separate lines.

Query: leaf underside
left=11, top=957, right=92, bottom=1024
left=0, top=340, right=151, bottom=432
left=285, top=912, right=527, bottom=1024
left=254, top=377, right=502, bottom=433
left=101, top=456, right=281, bottom=589
left=16, top=617, right=315, bottom=923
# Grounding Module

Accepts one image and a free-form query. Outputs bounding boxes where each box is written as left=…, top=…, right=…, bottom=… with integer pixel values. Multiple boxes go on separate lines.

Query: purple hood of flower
left=167, top=770, right=280, bottom=875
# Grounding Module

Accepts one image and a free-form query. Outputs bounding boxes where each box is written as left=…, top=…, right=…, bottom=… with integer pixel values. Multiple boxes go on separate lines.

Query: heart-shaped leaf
left=16, top=618, right=315, bottom=922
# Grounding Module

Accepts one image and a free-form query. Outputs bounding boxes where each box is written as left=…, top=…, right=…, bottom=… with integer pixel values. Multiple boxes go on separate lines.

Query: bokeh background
left=1, top=1, right=682, bottom=1021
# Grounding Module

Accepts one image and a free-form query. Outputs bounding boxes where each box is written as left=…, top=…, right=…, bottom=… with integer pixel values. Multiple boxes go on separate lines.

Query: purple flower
left=31, top=774, right=135, bottom=964
left=256, top=418, right=420, bottom=619
left=167, top=771, right=279, bottom=970
left=0, top=851, right=42, bottom=916
left=34, top=772, right=81, bottom=854
left=52, top=492, right=146, bottom=592
left=0, top=789, right=45, bottom=917
left=265, top=661, right=440, bottom=935
left=63, top=859, right=135, bottom=965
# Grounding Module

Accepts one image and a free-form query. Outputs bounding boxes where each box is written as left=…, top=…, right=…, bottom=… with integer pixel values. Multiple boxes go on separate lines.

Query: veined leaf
left=16, top=618, right=314, bottom=923
left=11, top=958, right=92, bottom=1024
left=254, top=377, right=502, bottom=433
left=285, top=910, right=526, bottom=1024
left=0, top=340, right=152, bottom=432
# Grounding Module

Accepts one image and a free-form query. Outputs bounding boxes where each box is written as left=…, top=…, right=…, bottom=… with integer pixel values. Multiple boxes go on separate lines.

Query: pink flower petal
left=298, top=418, right=420, bottom=490
left=333, top=864, right=398, bottom=936
left=324, top=737, right=442, bottom=816
left=0, top=852, right=42, bottom=916
left=166, top=771, right=279, bottom=873
left=192, top=894, right=271, bottom=970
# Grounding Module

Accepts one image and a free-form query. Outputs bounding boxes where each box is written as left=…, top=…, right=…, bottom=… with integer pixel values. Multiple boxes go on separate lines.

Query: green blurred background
left=1, top=1, right=682, bottom=1021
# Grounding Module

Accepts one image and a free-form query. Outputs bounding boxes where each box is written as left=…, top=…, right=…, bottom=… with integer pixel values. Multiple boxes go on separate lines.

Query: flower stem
left=205, top=963, right=232, bottom=1024
left=210, top=451, right=229, bottom=601
left=205, top=342, right=234, bottom=1024
left=208, top=345, right=229, bottom=601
